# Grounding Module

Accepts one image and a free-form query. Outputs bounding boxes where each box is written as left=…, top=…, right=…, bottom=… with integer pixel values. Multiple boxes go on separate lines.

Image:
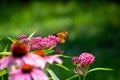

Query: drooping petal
left=32, top=69, right=49, bottom=80
left=0, top=56, right=13, bottom=70
left=44, top=55, right=62, bottom=64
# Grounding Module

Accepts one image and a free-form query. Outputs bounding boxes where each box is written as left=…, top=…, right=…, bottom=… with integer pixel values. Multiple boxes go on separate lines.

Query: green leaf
left=0, top=69, right=7, bottom=76
left=0, top=52, right=11, bottom=56
left=47, top=69, right=59, bottom=80
left=28, top=30, right=37, bottom=40
left=7, top=37, right=16, bottom=42
left=55, top=64, right=70, bottom=71
left=87, top=68, right=114, bottom=75
left=43, top=49, right=54, bottom=55
left=59, top=55, right=72, bottom=58
left=66, top=75, right=79, bottom=80
left=3, top=44, right=9, bottom=52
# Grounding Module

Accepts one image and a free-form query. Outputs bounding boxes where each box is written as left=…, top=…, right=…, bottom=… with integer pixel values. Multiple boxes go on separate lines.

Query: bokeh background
left=0, top=0, right=120, bottom=80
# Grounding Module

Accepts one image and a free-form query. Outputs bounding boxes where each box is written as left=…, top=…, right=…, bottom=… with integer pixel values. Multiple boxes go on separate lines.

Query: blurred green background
left=0, top=0, right=120, bottom=80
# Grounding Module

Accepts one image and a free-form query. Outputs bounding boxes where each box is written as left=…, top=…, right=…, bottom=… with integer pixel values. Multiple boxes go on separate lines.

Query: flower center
left=11, top=40, right=29, bottom=57
left=34, top=50, right=46, bottom=57
left=22, top=64, right=33, bottom=73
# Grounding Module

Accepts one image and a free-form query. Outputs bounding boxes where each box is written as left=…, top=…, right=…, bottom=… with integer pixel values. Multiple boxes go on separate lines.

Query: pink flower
left=29, top=37, right=44, bottom=50
left=28, top=35, right=59, bottom=50
left=9, top=64, right=49, bottom=80
left=72, top=52, right=95, bottom=67
left=79, top=52, right=95, bottom=67
left=18, top=34, right=28, bottom=43
left=72, top=52, right=95, bottom=75
left=0, top=41, right=46, bottom=71
left=71, top=56, right=79, bottom=65
left=47, top=35, right=59, bottom=48
left=18, top=34, right=27, bottom=39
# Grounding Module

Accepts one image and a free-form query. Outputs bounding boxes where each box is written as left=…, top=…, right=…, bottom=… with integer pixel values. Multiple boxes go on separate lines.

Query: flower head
left=72, top=52, right=95, bottom=75
left=18, top=34, right=27, bottom=39
left=28, top=35, right=59, bottom=50
left=72, top=56, right=79, bottom=65
left=18, top=34, right=28, bottom=44
left=79, top=52, right=95, bottom=67
left=11, top=40, right=29, bottom=57
left=47, top=35, right=59, bottom=47
left=21, top=64, right=33, bottom=73
left=72, top=52, right=95, bottom=67
left=0, top=41, right=46, bottom=71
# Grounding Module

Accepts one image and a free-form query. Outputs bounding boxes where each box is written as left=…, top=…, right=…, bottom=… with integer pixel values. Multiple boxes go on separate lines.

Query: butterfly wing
left=55, top=31, right=68, bottom=44
left=57, top=36, right=66, bottom=43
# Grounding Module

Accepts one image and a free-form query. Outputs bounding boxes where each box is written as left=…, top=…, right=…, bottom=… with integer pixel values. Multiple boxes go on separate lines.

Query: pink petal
left=25, top=74, right=31, bottom=80
left=23, top=54, right=46, bottom=69
left=9, top=68, right=21, bottom=75
left=44, top=55, right=62, bottom=64
left=44, top=56, right=54, bottom=64
left=0, top=56, right=12, bottom=70
left=54, top=57, right=63, bottom=64
left=31, top=72, right=38, bottom=80
left=32, top=69, right=48, bottom=80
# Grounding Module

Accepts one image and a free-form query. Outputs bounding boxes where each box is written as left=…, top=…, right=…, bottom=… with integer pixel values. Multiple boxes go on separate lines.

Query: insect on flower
left=54, top=31, right=68, bottom=44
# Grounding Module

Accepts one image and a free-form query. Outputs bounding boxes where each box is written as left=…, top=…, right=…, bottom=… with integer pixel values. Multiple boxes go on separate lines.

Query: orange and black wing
left=55, top=31, right=68, bottom=44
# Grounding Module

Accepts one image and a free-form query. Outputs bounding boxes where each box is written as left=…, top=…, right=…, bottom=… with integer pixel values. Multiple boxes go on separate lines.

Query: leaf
left=0, top=52, right=11, bottom=56
left=47, top=69, right=59, bottom=80
left=7, top=37, right=16, bottom=42
left=87, top=68, right=114, bottom=75
left=0, top=69, right=7, bottom=76
left=28, top=30, right=37, bottom=40
left=43, top=49, right=54, bottom=55
left=3, top=44, right=9, bottom=52
left=59, top=55, right=72, bottom=58
left=55, top=64, right=70, bottom=71
left=66, top=75, right=79, bottom=80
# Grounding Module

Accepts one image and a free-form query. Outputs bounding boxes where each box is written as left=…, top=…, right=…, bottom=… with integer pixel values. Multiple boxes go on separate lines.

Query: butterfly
left=54, top=31, right=68, bottom=44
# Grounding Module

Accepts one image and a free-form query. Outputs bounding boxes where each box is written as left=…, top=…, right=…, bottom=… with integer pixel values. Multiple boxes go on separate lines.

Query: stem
left=2, top=76, right=4, bottom=80
left=83, top=75, right=86, bottom=80
left=79, top=75, right=81, bottom=80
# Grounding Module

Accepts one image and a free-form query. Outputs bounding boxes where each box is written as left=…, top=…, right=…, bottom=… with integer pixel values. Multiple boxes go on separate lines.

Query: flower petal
left=23, top=54, right=46, bottom=69
left=44, top=55, right=62, bottom=64
left=31, top=72, right=38, bottom=80
left=0, top=56, right=12, bottom=70
left=9, top=68, right=21, bottom=75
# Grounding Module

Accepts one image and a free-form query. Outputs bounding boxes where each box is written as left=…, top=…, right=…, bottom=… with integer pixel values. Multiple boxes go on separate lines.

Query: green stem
left=2, top=76, right=4, bottom=80
left=79, top=75, right=81, bottom=80
left=83, top=75, right=86, bottom=80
